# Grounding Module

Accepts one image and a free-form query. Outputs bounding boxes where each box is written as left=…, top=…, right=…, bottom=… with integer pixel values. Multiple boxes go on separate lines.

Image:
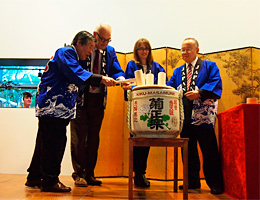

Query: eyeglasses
left=96, top=32, right=111, bottom=43
left=137, top=48, right=150, bottom=52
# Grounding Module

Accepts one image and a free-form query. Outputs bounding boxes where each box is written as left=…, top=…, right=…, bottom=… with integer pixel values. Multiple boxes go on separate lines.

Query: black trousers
left=133, top=146, right=150, bottom=175
left=27, top=117, right=70, bottom=186
left=70, top=93, right=104, bottom=179
left=180, top=123, right=224, bottom=189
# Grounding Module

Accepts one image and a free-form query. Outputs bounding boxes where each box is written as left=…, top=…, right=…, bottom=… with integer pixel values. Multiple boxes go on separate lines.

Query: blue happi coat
left=167, top=59, right=222, bottom=126
left=125, top=60, right=167, bottom=83
left=35, top=46, right=93, bottom=119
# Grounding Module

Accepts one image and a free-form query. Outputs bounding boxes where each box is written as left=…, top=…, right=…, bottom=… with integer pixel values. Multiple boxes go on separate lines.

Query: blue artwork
left=0, top=65, right=44, bottom=107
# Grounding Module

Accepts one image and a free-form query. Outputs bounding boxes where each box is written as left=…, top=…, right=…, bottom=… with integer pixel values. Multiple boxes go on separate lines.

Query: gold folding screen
left=94, top=47, right=259, bottom=179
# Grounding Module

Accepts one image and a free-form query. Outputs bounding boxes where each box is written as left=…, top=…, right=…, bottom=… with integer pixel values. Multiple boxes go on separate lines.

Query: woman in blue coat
left=124, top=38, right=167, bottom=187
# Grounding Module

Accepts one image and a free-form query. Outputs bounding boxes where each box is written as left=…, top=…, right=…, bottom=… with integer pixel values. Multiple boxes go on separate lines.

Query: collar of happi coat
left=85, top=48, right=107, bottom=76
left=181, top=57, right=202, bottom=93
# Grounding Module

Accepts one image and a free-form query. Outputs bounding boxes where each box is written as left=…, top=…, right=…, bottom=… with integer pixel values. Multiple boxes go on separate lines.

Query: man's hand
left=101, top=76, right=116, bottom=86
left=184, top=91, right=200, bottom=100
left=122, top=82, right=132, bottom=90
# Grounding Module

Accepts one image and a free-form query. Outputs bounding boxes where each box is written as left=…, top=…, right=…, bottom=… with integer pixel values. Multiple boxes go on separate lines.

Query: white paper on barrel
left=127, top=70, right=184, bottom=138
left=129, top=88, right=180, bottom=138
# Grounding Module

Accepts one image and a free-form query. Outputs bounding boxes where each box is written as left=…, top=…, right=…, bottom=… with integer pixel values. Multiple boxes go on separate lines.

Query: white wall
left=0, top=0, right=260, bottom=175
left=0, top=0, right=259, bottom=58
left=0, top=108, right=73, bottom=175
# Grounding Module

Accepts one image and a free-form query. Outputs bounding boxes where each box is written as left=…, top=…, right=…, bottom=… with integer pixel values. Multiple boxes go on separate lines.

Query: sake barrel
left=128, top=86, right=182, bottom=138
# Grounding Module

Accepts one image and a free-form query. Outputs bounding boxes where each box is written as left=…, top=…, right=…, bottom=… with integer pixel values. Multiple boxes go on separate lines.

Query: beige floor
left=0, top=174, right=234, bottom=200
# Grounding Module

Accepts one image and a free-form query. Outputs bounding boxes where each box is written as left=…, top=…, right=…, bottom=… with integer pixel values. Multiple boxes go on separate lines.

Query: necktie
left=93, top=49, right=100, bottom=74
left=187, top=63, right=192, bottom=91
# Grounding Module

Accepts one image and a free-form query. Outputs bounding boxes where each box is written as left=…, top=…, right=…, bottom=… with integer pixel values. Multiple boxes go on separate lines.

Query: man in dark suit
left=70, top=23, right=125, bottom=187
left=167, top=38, right=224, bottom=195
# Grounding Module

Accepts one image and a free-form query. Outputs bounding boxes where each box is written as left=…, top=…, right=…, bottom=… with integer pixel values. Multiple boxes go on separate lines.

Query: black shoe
left=25, top=179, right=42, bottom=188
left=41, top=182, right=71, bottom=192
left=85, top=176, right=102, bottom=186
left=179, top=183, right=201, bottom=190
left=211, top=186, right=223, bottom=195
left=134, top=174, right=150, bottom=188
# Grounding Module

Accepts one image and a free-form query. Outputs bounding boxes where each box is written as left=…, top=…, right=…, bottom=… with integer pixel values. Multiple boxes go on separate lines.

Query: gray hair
left=94, top=23, right=111, bottom=33
left=71, top=30, right=96, bottom=46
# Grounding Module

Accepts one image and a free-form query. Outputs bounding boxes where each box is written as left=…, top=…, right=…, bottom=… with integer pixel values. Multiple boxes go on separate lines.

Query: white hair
left=95, top=23, right=111, bottom=33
